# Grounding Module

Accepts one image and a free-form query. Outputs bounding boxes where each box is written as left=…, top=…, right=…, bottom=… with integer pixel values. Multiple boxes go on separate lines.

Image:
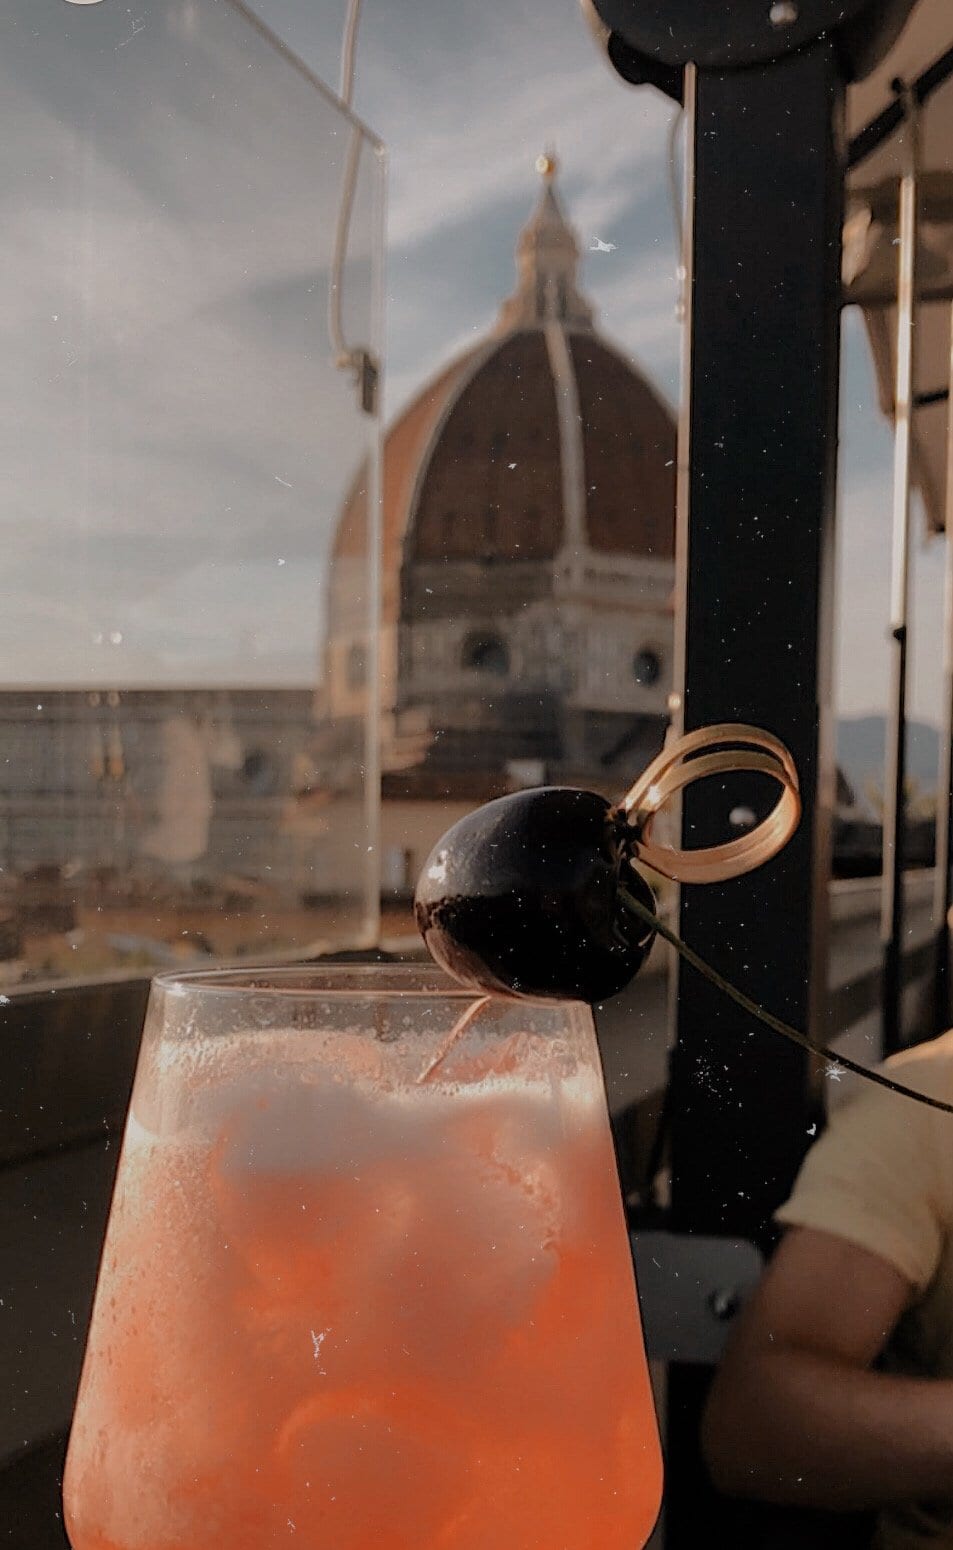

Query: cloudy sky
left=4, top=0, right=947, bottom=726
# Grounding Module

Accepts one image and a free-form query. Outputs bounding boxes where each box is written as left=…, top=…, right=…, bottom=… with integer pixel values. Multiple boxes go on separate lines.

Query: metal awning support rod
left=915, top=386, right=950, bottom=408
left=848, top=44, right=953, bottom=169
left=881, top=85, right=920, bottom=1056
left=933, top=302, right=953, bottom=1035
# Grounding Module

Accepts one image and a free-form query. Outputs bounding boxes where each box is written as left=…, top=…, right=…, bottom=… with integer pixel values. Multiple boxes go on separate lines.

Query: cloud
left=385, top=66, right=674, bottom=254
left=591, top=248, right=681, bottom=391
left=0, top=0, right=383, bottom=684
left=6, top=0, right=916, bottom=730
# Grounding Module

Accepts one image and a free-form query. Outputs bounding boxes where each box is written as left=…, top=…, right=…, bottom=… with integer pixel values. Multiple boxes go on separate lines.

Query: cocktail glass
left=64, top=965, right=662, bottom=1549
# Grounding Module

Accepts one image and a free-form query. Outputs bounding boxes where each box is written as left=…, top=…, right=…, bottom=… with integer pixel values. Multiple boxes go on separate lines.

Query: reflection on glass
left=63, top=967, right=662, bottom=1549
left=0, top=0, right=383, bottom=986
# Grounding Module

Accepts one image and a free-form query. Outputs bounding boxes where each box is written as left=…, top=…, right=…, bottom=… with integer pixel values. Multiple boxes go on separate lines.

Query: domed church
left=318, top=155, right=676, bottom=895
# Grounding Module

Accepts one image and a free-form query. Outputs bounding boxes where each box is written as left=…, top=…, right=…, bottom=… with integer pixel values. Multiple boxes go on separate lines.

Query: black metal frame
left=934, top=349, right=953, bottom=1035
left=661, top=43, right=845, bottom=1541
left=585, top=2, right=953, bottom=1544
left=585, top=0, right=917, bottom=88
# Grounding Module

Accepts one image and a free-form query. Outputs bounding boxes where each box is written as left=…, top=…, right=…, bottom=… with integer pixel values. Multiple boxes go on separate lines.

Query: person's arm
left=702, top=1226, right=953, bottom=1512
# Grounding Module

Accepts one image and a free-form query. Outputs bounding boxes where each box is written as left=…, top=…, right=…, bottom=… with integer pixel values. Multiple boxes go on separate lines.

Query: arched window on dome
left=462, top=632, right=509, bottom=678
left=632, top=648, right=662, bottom=687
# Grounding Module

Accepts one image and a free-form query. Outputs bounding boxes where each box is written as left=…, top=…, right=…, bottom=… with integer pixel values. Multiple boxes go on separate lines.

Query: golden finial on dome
left=495, top=146, right=593, bottom=331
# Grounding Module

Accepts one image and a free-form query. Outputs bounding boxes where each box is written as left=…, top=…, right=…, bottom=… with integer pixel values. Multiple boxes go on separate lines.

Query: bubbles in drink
left=65, top=1012, right=661, bottom=1549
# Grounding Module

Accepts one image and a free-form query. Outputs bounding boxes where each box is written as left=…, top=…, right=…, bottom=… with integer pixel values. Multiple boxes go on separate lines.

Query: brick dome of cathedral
left=334, top=156, right=675, bottom=621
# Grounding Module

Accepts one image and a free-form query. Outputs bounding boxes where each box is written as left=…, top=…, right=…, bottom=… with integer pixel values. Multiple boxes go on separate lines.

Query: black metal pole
left=882, top=623, right=909, bottom=1053
left=933, top=305, right=953, bottom=1036
left=934, top=649, right=953, bottom=1033
left=881, top=91, right=919, bottom=1058
left=664, top=41, right=843, bottom=1545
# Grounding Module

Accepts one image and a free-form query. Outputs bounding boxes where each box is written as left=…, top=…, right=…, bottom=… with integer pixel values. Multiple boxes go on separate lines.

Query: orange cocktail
left=64, top=967, right=661, bottom=1549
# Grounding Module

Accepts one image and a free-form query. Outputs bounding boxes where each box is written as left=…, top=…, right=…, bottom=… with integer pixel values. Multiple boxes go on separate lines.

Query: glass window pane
left=0, top=0, right=383, bottom=988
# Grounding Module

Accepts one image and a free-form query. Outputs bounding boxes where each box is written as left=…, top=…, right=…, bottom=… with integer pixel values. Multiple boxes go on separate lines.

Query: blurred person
left=702, top=1031, right=953, bottom=1549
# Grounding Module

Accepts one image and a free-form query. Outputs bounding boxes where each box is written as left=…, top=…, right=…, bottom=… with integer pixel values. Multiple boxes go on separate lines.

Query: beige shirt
left=776, top=1032, right=953, bottom=1549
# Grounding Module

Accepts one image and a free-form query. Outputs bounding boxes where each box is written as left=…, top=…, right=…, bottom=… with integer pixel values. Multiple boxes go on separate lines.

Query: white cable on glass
left=667, top=105, right=683, bottom=249
left=338, top=0, right=363, bottom=107
left=328, top=0, right=373, bottom=401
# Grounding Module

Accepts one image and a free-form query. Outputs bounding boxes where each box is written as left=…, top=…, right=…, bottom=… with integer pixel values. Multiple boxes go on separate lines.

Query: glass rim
left=152, top=963, right=486, bottom=1001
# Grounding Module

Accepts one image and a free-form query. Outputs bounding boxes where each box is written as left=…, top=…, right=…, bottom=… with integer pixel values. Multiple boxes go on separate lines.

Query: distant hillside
left=836, top=715, right=941, bottom=807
